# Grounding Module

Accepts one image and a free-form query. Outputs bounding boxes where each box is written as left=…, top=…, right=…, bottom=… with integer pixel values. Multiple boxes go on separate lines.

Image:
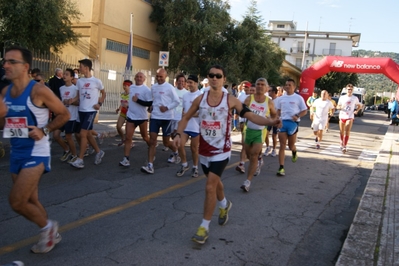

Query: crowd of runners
left=0, top=46, right=365, bottom=265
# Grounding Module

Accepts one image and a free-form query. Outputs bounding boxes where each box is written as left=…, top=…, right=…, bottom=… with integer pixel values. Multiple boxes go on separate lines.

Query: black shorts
left=64, top=120, right=80, bottom=134
left=201, top=158, right=229, bottom=177
left=126, top=117, right=147, bottom=127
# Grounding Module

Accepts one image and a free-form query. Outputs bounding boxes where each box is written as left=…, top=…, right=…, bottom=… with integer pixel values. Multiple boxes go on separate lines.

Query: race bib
left=3, top=117, right=29, bottom=138
left=201, top=120, right=222, bottom=138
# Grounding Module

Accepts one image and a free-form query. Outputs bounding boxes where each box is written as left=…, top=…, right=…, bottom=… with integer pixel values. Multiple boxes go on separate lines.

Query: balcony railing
left=290, top=47, right=309, bottom=54
left=322, top=49, right=342, bottom=56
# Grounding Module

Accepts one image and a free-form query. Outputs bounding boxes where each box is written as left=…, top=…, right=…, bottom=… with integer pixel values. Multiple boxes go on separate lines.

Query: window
left=106, top=39, right=150, bottom=60
left=277, top=24, right=285, bottom=28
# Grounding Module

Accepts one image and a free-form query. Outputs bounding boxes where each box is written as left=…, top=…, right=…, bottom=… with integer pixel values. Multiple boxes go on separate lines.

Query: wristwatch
left=42, top=127, right=50, bottom=136
left=98, top=102, right=103, bottom=106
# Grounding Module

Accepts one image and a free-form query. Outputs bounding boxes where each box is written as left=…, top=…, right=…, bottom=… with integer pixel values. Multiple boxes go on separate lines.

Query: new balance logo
left=330, top=60, right=344, bottom=68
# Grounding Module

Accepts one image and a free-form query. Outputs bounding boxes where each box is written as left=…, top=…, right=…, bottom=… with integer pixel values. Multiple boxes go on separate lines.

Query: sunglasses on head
left=208, top=73, right=223, bottom=79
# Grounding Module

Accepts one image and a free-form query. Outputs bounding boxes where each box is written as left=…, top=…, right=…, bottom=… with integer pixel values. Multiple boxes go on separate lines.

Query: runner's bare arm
left=268, top=98, right=277, bottom=119
left=94, top=89, right=106, bottom=110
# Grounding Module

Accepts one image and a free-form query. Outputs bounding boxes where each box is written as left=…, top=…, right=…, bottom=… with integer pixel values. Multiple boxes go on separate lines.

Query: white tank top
left=198, top=91, right=232, bottom=157
left=246, top=94, right=270, bottom=130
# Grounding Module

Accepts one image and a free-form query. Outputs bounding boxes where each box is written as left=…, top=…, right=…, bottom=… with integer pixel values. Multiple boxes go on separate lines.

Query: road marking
left=359, top=149, right=378, bottom=161
left=320, top=145, right=343, bottom=157
left=0, top=161, right=241, bottom=255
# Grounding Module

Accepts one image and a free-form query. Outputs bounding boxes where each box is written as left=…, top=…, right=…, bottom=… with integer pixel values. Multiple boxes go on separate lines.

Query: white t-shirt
left=276, top=93, right=307, bottom=121
left=182, top=90, right=203, bottom=133
left=77, top=77, right=104, bottom=112
left=151, top=82, right=180, bottom=120
left=312, top=98, right=334, bottom=123
left=60, top=84, right=79, bottom=121
left=338, top=95, right=360, bottom=119
left=173, top=87, right=188, bottom=121
left=127, top=84, right=152, bottom=120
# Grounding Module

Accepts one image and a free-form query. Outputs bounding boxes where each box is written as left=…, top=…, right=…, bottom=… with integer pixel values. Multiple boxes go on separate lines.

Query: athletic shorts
left=244, top=128, right=266, bottom=145
left=64, top=120, right=80, bottom=134
left=184, top=131, right=200, bottom=138
left=126, top=117, right=147, bottom=126
left=279, top=120, right=299, bottom=136
left=340, top=118, right=353, bottom=124
left=201, top=157, right=229, bottom=177
left=267, top=125, right=279, bottom=135
left=149, top=119, right=173, bottom=136
left=79, top=111, right=97, bottom=131
left=312, top=120, right=327, bottom=131
left=170, top=120, right=179, bottom=131
left=10, top=155, right=51, bottom=174
left=119, top=112, right=127, bottom=119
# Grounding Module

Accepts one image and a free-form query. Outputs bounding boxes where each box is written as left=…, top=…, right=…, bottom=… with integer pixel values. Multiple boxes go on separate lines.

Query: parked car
left=378, top=104, right=385, bottom=111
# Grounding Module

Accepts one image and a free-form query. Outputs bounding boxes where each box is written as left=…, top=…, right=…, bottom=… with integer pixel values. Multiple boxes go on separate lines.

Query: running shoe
left=84, top=148, right=89, bottom=157
left=2, top=261, right=24, bottom=266
left=98, top=133, right=105, bottom=145
left=141, top=164, right=154, bottom=174
left=316, top=143, right=320, bottom=149
left=191, top=168, right=199, bottom=178
left=71, top=158, right=84, bottom=169
left=68, top=155, right=78, bottom=164
left=167, top=153, right=181, bottom=164
left=263, top=146, right=272, bottom=156
left=176, top=164, right=190, bottom=177
left=94, top=150, right=105, bottom=165
left=240, top=180, right=251, bottom=192
left=192, top=226, right=209, bottom=244
left=254, top=164, right=261, bottom=176
left=218, top=200, right=232, bottom=226
left=232, top=127, right=237, bottom=132
left=259, top=157, right=264, bottom=167
left=291, top=152, right=298, bottom=163
left=342, top=146, right=347, bottom=153
left=277, top=168, right=285, bottom=176
left=271, top=149, right=277, bottom=157
left=119, top=157, right=130, bottom=167
left=117, top=140, right=124, bottom=147
left=31, top=220, right=60, bottom=254
left=162, top=146, right=169, bottom=151
left=235, top=164, right=245, bottom=173
left=60, top=150, right=71, bottom=162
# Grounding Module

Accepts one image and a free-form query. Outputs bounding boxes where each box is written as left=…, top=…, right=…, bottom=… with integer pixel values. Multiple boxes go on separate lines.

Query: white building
left=266, top=20, right=361, bottom=69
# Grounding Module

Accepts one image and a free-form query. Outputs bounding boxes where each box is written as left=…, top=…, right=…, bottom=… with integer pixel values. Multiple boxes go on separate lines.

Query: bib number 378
left=3, top=117, right=29, bottom=138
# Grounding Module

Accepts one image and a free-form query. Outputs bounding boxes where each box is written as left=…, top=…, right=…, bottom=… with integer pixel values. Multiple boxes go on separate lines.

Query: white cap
left=201, top=78, right=209, bottom=84
left=74, top=74, right=79, bottom=79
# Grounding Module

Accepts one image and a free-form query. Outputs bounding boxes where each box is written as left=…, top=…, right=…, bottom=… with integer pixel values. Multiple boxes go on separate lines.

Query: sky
left=229, top=0, right=399, bottom=53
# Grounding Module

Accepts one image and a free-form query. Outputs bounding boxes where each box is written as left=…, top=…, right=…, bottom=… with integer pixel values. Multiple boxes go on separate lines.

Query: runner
left=1, top=46, right=69, bottom=253
left=311, top=90, right=334, bottom=149
left=176, top=74, right=202, bottom=177
left=241, top=78, right=276, bottom=192
left=264, top=85, right=280, bottom=157
left=173, top=65, right=281, bottom=244
left=119, top=72, right=152, bottom=167
left=116, top=80, right=132, bottom=146
left=275, top=78, right=307, bottom=176
left=337, top=84, right=361, bottom=153
left=325, top=93, right=337, bottom=132
left=140, top=68, right=180, bottom=174
left=70, top=59, right=106, bottom=169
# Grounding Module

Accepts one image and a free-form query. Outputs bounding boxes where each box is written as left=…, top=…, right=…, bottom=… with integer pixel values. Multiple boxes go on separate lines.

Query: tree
left=315, top=72, right=358, bottom=94
left=0, top=0, right=81, bottom=53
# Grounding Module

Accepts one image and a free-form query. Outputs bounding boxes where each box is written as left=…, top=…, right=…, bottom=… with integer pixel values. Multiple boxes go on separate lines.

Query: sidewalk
left=336, top=124, right=399, bottom=265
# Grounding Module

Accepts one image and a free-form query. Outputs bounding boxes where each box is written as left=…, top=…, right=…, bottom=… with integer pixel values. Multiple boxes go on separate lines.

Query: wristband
left=98, top=102, right=103, bottom=106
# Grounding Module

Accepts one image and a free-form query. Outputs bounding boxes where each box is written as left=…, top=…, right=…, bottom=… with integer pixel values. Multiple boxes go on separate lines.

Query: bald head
left=156, top=68, right=167, bottom=85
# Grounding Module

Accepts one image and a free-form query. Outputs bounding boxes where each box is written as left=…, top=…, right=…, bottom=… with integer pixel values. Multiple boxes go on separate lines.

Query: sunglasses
left=347, top=89, right=353, bottom=91
left=2, top=59, right=26, bottom=65
left=208, top=73, right=223, bottom=79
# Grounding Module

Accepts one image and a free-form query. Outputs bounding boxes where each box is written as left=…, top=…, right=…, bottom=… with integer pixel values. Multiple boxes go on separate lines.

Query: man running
left=264, top=85, right=280, bottom=157
left=241, top=78, right=276, bottom=192
left=275, top=78, right=307, bottom=176
left=311, top=90, right=334, bottom=149
left=173, top=65, right=281, bottom=244
left=119, top=72, right=152, bottom=166
left=1, top=46, right=69, bottom=253
left=70, top=59, right=106, bottom=169
left=176, top=74, right=202, bottom=177
left=337, top=84, right=361, bottom=153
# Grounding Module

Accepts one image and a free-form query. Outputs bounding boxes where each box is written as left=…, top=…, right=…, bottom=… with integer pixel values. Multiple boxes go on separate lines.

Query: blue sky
left=229, top=0, right=399, bottom=53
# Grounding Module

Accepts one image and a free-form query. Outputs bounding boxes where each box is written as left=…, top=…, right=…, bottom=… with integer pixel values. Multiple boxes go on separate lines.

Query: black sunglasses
left=208, top=73, right=223, bottom=79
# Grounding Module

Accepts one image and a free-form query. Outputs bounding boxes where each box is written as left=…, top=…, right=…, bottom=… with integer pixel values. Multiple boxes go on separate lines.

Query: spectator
left=48, top=68, right=65, bottom=99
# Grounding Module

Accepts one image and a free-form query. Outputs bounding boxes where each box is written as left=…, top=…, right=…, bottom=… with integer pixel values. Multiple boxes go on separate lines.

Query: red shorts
left=340, top=118, right=353, bottom=124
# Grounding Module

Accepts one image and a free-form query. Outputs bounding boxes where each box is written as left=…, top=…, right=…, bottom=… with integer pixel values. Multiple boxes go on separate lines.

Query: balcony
left=290, top=47, right=309, bottom=54
left=322, top=49, right=342, bottom=56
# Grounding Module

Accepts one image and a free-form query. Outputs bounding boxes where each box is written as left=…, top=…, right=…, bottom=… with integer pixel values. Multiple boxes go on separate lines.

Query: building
left=266, top=20, right=361, bottom=69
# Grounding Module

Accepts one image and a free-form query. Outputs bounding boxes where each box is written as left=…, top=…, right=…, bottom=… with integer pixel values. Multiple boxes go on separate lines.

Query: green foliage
left=0, top=0, right=81, bottom=53
left=315, top=72, right=359, bottom=94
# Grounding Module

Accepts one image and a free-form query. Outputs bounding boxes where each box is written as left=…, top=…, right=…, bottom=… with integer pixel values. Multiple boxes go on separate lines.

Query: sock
left=279, top=165, right=284, bottom=169
left=173, top=151, right=178, bottom=156
left=125, top=156, right=129, bottom=160
left=246, top=179, right=251, bottom=185
left=292, top=150, right=297, bottom=157
left=233, top=120, right=237, bottom=128
left=182, top=162, right=188, bottom=167
left=41, top=220, right=52, bottom=231
left=344, top=136, right=349, bottom=146
left=200, top=219, right=211, bottom=230
left=193, top=165, right=198, bottom=169
left=148, top=163, right=153, bottom=168
left=340, top=134, right=344, bottom=142
left=239, top=161, right=244, bottom=165
left=218, top=197, right=227, bottom=209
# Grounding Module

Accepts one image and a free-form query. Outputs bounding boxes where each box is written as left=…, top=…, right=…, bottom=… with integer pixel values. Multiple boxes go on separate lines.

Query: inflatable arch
left=299, top=56, right=399, bottom=101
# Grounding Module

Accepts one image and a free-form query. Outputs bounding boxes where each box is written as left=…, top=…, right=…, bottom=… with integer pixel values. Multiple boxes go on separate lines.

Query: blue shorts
left=79, top=111, right=97, bottom=131
left=279, top=120, right=299, bottom=136
left=64, top=120, right=80, bottom=134
left=149, top=119, right=173, bottom=136
left=126, top=117, right=147, bottom=126
left=267, top=125, right=279, bottom=135
left=184, top=131, right=200, bottom=138
left=10, top=156, right=51, bottom=174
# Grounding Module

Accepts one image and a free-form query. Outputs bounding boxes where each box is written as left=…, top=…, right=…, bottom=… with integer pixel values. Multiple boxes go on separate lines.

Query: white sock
left=148, top=163, right=153, bottom=168
left=219, top=198, right=227, bottom=209
left=193, top=165, right=198, bottom=169
left=239, top=161, right=244, bottom=165
left=41, top=220, right=52, bottom=231
left=200, top=219, right=211, bottom=230
left=182, top=162, right=188, bottom=167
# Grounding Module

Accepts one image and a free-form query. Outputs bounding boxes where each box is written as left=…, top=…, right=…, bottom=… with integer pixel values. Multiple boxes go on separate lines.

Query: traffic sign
left=159, top=51, right=169, bottom=67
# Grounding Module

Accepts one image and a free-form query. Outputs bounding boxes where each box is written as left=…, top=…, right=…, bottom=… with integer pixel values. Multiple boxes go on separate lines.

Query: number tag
left=3, top=117, right=29, bottom=138
left=201, top=120, right=222, bottom=138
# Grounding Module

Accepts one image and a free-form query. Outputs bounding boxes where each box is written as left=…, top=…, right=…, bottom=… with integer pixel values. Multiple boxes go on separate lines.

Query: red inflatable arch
left=299, top=56, right=399, bottom=102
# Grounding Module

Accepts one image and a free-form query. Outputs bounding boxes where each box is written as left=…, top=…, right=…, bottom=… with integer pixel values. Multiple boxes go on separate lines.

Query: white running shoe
left=31, top=220, right=60, bottom=254
left=240, top=180, right=251, bottom=192
left=2, top=261, right=25, bottom=266
left=119, top=157, right=130, bottom=167
left=263, top=146, right=272, bottom=156
left=94, top=150, right=105, bottom=165
left=71, top=158, right=84, bottom=169
left=167, top=153, right=181, bottom=164
left=141, top=164, right=154, bottom=174
left=271, top=149, right=277, bottom=157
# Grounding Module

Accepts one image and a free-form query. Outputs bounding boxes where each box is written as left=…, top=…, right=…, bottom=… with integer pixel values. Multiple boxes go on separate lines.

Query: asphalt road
left=0, top=110, right=389, bottom=266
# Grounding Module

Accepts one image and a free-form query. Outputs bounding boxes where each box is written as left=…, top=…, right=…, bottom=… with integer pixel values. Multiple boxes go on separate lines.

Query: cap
left=244, top=82, right=251, bottom=88
left=187, top=74, right=198, bottom=83
left=78, top=59, right=92, bottom=70
left=201, top=78, right=209, bottom=84
left=74, top=73, right=79, bottom=79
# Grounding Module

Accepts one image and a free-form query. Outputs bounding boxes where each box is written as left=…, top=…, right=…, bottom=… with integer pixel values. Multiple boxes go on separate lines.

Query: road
left=0, top=110, right=389, bottom=266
